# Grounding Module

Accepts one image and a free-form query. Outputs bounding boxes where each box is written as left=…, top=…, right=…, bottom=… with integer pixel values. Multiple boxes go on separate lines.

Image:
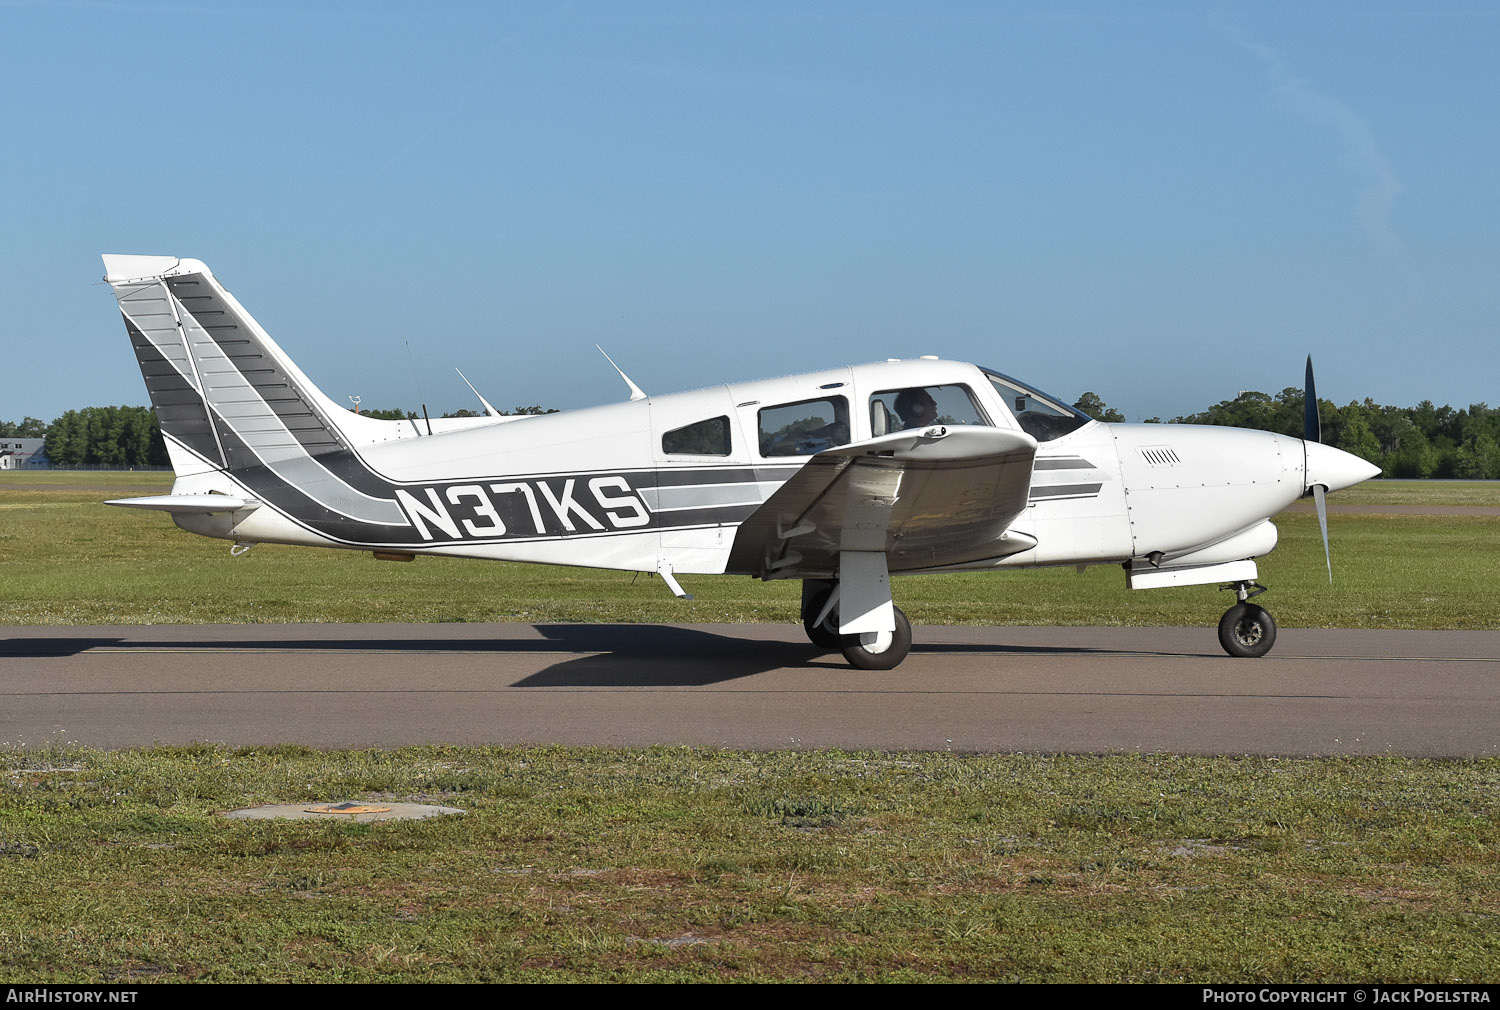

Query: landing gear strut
left=1218, top=581, right=1276, bottom=658
left=799, top=579, right=914, bottom=670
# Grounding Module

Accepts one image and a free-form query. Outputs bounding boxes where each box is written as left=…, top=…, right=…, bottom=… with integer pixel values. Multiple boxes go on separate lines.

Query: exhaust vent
left=1138, top=446, right=1182, bottom=467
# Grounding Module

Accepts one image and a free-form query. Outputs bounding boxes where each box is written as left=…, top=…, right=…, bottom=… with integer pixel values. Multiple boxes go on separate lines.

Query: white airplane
left=100, top=254, right=1380, bottom=670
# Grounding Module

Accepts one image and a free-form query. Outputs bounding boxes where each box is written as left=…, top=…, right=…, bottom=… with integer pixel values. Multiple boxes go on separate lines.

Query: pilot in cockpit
left=893, top=388, right=939, bottom=430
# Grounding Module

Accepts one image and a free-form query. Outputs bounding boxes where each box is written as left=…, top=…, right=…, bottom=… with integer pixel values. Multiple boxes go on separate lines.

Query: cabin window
left=869, top=384, right=989, bottom=435
left=758, top=396, right=850, bottom=457
left=662, top=416, right=732, bottom=456
left=984, top=371, right=1092, bottom=442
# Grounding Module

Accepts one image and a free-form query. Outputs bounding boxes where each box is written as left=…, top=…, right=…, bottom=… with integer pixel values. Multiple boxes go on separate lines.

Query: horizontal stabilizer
left=104, top=494, right=260, bottom=514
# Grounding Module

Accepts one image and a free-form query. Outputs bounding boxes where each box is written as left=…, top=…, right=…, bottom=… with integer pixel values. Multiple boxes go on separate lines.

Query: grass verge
left=1, top=473, right=1495, bottom=628
left=1330, top=480, right=1500, bottom=507
left=1, top=745, right=1497, bottom=983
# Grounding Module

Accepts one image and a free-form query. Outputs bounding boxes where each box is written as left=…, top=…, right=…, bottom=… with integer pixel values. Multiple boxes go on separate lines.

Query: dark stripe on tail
left=165, top=274, right=346, bottom=458
left=125, top=318, right=224, bottom=468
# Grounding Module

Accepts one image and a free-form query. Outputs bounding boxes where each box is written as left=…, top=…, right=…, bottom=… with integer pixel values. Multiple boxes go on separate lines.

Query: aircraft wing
left=726, top=425, right=1039, bottom=579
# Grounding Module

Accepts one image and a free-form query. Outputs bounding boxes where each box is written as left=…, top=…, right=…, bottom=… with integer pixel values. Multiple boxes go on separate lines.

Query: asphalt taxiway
left=3, top=623, right=1497, bottom=755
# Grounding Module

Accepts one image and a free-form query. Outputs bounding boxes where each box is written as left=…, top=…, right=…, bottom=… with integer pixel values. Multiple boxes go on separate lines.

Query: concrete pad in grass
left=222, top=801, right=464, bottom=822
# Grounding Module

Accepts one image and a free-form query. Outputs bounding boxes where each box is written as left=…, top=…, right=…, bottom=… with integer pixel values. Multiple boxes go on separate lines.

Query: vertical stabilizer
left=103, top=255, right=356, bottom=478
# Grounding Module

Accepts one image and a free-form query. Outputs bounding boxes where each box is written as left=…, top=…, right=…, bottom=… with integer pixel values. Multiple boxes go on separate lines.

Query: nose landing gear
left=1218, top=581, right=1276, bottom=658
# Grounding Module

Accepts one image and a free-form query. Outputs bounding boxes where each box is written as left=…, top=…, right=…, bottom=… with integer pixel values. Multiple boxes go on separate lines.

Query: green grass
left=1, top=472, right=1495, bottom=628
left=1333, top=479, right=1500, bottom=507
left=0, top=470, right=172, bottom=488
left=3, top=473, right=1498, bottom=982
left=1, top=745, right=1497, bottom=983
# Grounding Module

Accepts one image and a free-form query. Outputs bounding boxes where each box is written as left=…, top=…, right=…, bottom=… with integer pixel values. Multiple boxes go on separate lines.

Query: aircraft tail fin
left=102, top=255, right=368, bottom=478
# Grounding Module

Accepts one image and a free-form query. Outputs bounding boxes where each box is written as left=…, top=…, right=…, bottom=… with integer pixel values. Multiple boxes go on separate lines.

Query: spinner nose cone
left=1304, top=440, right=1381, bottom=493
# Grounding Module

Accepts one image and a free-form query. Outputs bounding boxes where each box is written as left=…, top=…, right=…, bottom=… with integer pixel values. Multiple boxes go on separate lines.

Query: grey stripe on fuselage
left=218, top=426, right=763, bottom=548
left=654, top=465, right=803, bottom=488
left=1031, top=457, right=1105, bottom=500
left=640, top=481, right=781, bottom=512
left=1029, top=483, right=1103, bottom=499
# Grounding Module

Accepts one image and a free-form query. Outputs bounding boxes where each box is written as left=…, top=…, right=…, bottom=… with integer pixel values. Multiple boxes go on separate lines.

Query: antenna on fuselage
left=455, top=368, right=501, bottom=417
left=596, top=345, right=647, bottom=402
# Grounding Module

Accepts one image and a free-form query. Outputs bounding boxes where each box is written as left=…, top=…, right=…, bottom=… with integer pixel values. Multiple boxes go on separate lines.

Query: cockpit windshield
left=983, top=369, right=1093, bottom=442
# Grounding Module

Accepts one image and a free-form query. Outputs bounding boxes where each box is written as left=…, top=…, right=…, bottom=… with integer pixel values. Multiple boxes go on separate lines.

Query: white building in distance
left=0, top=438, right=47, bottom=469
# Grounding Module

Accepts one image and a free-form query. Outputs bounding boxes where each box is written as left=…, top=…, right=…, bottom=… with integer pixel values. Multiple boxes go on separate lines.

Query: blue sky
left=1, top=0, right=1496, bottom=423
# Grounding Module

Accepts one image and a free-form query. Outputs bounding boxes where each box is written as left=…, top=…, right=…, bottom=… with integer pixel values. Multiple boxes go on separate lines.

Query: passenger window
left=871, top=384, right=990, bottom=432
left=662, top=416, right=732, bottom=456
left=758, top=397, right=850, bottom=457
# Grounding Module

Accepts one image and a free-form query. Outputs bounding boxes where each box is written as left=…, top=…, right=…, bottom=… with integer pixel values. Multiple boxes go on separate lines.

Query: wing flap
left=727, top=425, right=1038, bottom=578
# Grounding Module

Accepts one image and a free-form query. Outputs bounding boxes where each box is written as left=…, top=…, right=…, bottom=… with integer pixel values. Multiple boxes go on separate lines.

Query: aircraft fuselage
left=166, top=358, right=1361, bottom=582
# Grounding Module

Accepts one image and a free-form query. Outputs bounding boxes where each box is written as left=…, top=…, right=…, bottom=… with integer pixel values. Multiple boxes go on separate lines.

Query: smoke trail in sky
left=1237, top=34, right=1403, bottom=254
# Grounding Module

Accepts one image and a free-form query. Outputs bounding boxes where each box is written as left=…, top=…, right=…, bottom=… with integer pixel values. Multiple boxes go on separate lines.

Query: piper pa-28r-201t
left=101, top=254, right=1380, bottom=670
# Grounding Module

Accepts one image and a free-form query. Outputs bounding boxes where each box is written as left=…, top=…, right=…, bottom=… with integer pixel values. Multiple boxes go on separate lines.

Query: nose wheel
left=1218, top=581, right=1276, bottom=658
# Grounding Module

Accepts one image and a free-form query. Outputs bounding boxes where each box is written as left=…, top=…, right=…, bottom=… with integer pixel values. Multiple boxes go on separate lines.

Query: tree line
left=1073, top=388, right=1500, bottom=479
left=34, top=407, right=169, bottom=467
left=0, top=417, right=47, bottom=438
left=6, top=393, right=1497, bottom=478
left=7, top=405, right=558, bottom=467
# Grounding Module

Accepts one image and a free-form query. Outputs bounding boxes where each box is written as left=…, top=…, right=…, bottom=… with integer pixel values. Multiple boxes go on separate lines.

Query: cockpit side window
left=870, top=384, right=990, bottom=433
left=662, top=416, right=732, bottom=456
left=758, top=396, right=850, bottom=457
left=985, top=371, right=1093, bottom=442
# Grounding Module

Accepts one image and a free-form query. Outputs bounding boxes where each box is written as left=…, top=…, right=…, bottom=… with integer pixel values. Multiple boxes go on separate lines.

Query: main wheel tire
left=801, top=585, right=845, bottom=650
left=841, top=605, right=913, bottom=670
left=1218, top=602, right=1277, bottom=658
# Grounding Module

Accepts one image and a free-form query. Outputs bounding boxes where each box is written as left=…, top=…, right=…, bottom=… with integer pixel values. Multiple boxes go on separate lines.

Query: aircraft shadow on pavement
left=2, top=627, right=1193, bottom=689
left=519, top=626, right=831, bottom=686
left=514, top=630, right=1204, bottom=687
left=1, top=627, right=833, bottom=686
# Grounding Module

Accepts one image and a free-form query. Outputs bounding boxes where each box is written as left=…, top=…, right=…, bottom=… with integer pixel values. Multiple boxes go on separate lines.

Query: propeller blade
left=1304, top=356, right=1333, bottom=582
left=1304, top=355, right=1321, bottom=444
left=1313, top=483, right=1332, bottom=584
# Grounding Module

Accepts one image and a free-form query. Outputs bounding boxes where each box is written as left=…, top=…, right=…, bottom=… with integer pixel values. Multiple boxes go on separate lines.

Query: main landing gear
left=800, top=579, right=913, bottom=670
left=1218, top=581, right=1277, bottom=658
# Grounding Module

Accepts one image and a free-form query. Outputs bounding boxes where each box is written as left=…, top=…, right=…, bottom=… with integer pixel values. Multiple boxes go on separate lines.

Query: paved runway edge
left=3, top=622, right=1498, bottom=756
